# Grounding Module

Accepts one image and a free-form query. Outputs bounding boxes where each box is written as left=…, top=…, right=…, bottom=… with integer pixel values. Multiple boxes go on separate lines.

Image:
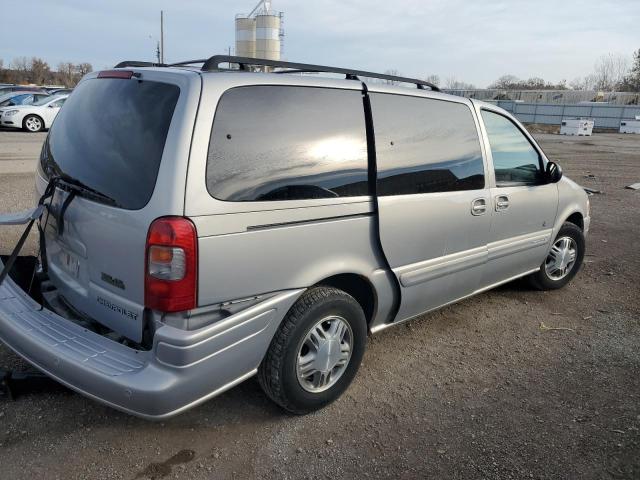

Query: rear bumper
left=0, top=265, right=302, bottom=419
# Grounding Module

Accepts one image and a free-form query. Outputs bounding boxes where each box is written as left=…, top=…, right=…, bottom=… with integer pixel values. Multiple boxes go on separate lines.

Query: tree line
left=489, top=51, right=640, bottom=92
left=386, top=49, right=640, bottom=92
left=0, top=57, right=93, bottom=88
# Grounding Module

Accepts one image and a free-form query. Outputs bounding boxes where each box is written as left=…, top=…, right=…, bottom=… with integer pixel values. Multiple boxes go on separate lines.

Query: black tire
left=23, top=114, right=44, bottom=132
left=528, top=222, right=585, bottom=290
left=258, top=286, right=367, bottom=414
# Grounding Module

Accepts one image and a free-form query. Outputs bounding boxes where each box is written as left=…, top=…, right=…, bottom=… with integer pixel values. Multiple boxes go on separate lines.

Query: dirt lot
left=0, top=130, right=638, bottom=479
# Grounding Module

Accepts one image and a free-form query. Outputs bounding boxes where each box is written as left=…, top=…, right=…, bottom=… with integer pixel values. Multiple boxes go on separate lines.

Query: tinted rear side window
left=42, top=78, right=180, bottom=210
left=371, top=94, right=484, bottom=195
left=206, top=86, right=368, bottom=201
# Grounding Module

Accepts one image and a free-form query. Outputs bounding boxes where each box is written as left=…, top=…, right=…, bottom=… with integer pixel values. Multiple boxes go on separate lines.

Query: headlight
left=4, top=110, right=18, bottom=116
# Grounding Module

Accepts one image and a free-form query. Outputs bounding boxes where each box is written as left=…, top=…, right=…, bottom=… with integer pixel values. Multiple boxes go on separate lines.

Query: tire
left=528, top=222, right=585, bottom=290
left=258, top=286, right=367, bottom=414
left=23, top=115, right=44, bottom=132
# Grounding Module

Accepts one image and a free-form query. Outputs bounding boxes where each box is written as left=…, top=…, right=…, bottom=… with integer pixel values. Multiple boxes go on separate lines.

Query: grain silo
left=255, top=13, right=281, bottom=60
left=235, top=1, right=283, bottom=61
left=235, top=16, right=256, bottom=58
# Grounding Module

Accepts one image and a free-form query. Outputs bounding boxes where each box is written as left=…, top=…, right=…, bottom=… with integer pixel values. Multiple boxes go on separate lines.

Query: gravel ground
left=0, top=130, right=638, bottom=479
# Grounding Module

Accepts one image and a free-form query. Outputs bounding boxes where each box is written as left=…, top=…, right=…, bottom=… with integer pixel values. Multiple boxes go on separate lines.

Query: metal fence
left=490, top=101, right=640, bottom=129
left=445, top=89, right=640, bottom=105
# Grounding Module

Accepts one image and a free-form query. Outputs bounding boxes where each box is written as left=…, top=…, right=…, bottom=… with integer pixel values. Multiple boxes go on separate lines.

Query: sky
left=2, top=0, right=639, bottom=88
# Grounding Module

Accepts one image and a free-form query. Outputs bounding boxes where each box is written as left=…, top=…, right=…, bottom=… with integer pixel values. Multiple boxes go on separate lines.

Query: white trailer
left=560, top=118, right=594, bottom=136
left=619, top=116, right=640, bottom=134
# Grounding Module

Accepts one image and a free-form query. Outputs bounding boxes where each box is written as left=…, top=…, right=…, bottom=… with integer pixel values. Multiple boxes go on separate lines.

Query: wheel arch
left=315, top=273, right=377, bottom=327
left=565, top=211, right=584, bottom=231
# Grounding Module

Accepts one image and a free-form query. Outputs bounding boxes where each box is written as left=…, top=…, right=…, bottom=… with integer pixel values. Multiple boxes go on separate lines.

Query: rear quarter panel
left=193, top=211, right=397, bottom=329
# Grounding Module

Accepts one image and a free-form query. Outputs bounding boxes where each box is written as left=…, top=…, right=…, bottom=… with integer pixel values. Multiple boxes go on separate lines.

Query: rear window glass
left=206, top=86, right=369, bottom=202
left=42, top=77, right=180, bottom=210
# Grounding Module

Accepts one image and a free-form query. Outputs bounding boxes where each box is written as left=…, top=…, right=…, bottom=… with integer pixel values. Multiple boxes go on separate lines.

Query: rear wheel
left=529, top=222, right=585, bottom=290
left=23, top=115, right=44, bottom=132
left=258, top=286, right=367, bottom=414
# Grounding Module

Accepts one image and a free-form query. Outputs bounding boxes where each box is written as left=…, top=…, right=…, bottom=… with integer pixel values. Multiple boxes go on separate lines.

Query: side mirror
left=546, top=161, right=563, bottom=183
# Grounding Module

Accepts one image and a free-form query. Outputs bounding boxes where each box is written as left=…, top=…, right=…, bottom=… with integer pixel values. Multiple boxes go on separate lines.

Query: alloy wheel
left=545, top=236, right=578, bottom=280
left=296, top=315, right=353, bottom=393
left=25, top=117, right=42, bottom=132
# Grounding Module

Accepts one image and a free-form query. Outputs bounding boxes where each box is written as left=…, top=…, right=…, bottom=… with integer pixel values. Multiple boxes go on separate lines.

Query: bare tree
left=11, top=57, right=29, bottom=74
left=488, top=74, right=520, bottom=89
left=445, top=76, right=475, bottom=90
left=76, top=63, right=93, bottom=76
left=57, top=62, right=76, bottom=87
left=383, top=69, right=401, bottom=85
left=619, top=49, right=640, bottom=92
left=29, top=57, right=51, bottom=85
left=592, top=53, right=629, bottom=91
left=0, top=57, right=94, bottom=86
left=423, top=74, right=440, bottom=87
left=525, top=77, right=546, bottom=89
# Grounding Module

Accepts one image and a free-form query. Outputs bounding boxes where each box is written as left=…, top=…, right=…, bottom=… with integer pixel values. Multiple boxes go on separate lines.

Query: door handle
left=471, top=198, right=487, bottom=216
left=495, top=195, right=510, bottom=211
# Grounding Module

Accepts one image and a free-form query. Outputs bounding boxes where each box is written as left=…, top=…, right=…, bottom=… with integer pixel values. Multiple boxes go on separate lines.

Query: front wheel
left=23, top=115, right=44, bottom=132
left=528, top=222, right=585, bottom=290
left=258, top=286, right=367, bottom=414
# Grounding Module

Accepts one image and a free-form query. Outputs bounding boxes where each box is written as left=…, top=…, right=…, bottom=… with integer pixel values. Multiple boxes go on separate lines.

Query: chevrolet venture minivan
left=0, top=56, right=590, bottom=418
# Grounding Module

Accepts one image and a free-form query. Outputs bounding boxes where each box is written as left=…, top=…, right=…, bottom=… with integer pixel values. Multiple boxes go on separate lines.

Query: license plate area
left=60, top=250, right=80, bottom=278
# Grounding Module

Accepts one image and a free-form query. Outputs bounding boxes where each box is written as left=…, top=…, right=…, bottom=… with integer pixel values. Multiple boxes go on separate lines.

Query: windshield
left=0, top=95, right=26, bottom=107
left=41, top=77, right=180, bottom=210
left=33, top=95, right=56, bottom=106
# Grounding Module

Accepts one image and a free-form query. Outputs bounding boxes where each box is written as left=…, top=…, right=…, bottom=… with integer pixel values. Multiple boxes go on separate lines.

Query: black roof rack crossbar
left=113, top=55, right=440, bottom=92
left=202, top=55, right=440, bottom=91
left=168, top=59, right=208, bottom=67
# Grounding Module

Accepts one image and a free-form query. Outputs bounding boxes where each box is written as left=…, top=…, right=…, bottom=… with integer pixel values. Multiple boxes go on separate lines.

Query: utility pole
left=160, top=10, right=164, bottom=64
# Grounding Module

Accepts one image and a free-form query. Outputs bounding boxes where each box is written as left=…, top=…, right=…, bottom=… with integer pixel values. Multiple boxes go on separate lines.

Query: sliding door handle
left=471, top=198, right=487, bottom=216
left=495, top=195, right=510, bottom=211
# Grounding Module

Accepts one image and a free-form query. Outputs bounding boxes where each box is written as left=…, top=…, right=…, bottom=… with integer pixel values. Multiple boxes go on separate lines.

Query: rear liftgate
left=0, top=179, right=74, bottom=399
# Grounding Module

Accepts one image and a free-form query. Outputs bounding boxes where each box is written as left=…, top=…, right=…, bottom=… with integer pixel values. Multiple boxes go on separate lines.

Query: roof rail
left=113, top=55, right=440, bottom=92
left=114, top=61, right=167, bottom=68
left=201, top=55, right=440, bottom=91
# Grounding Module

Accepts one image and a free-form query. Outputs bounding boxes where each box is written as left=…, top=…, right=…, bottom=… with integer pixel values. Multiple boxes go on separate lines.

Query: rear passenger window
left=481, top=110, right=543, bottom=186
left=371, top=94, right=484, bottom=196
left=206, top=86, right=369, bottom=202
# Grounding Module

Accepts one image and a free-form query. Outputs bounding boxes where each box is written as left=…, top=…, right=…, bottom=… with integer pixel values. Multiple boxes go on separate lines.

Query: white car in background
left=0, top=94, right=68, bottom=132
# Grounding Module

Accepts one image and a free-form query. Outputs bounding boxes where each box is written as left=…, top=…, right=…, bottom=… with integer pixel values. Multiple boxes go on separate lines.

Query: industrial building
left=235, top=0, right=284, bottom=63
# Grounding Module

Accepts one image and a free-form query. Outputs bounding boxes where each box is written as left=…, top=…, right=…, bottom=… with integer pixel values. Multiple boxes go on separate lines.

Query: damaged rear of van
left=0, top=67, right=301, bottom=418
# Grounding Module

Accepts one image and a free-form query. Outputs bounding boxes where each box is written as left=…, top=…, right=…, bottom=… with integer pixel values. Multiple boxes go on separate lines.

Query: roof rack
left=114, top=61, right=167, bottom=68
left=114, top=55, right=440, bottom=92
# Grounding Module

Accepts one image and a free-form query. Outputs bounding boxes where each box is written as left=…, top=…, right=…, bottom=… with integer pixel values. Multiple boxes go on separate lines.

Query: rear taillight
left=145, top=217, right=197, bottom=312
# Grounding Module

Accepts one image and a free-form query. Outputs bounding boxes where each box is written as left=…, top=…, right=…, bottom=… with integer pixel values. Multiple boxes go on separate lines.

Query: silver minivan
left=0, top=56, right=590, bottom=418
